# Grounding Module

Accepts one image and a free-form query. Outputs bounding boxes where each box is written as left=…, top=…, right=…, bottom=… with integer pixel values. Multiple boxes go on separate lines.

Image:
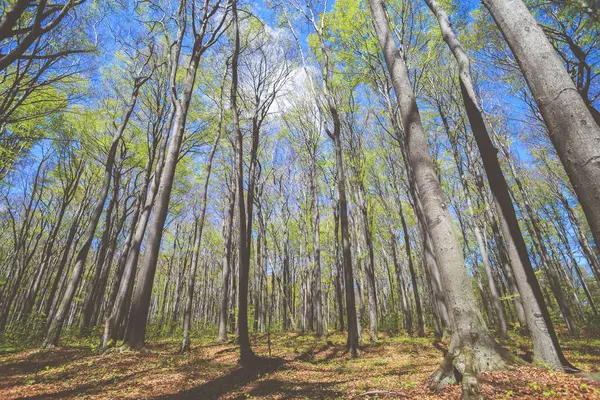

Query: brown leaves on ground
left=0, top=331, right=598, bottom=399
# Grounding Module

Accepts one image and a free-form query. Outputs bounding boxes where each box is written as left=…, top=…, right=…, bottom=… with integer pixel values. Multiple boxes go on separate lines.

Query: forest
left=0, top=0, right=599, bottom=399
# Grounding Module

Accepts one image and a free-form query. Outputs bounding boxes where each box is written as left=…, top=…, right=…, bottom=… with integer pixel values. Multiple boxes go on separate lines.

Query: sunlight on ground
left=0, top=331, right=599, bottom=399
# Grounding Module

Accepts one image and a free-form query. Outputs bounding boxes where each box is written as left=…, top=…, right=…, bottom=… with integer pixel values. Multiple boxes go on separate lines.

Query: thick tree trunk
left=426, top=0, right=571, bottom=368
left=123, top=12, right=211, bottom=349
left=101, top=110, right=172, bottom=349
left=482, top=0, right=600, bottom=253
left=437, top=102, right=509, bottom=339
left=369, top=0, right=514, bottom=393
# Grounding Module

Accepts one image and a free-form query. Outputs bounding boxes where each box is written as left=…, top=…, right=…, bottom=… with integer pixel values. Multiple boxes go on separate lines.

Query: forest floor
left=1, top=330, right=599, bottom=399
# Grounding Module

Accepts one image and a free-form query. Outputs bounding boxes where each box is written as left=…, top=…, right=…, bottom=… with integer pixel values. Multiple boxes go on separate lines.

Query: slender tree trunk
left=44, top=194, right=89, bottom=323
left=560, top=192, right=600, bottom=285
left=397, top=199, right=424, bottom=337
left=330, top=131, right=359, bottom=357
left=310, top=158, right=324, bottom=337
left=44, top=81, right=141, bottom=348
left=80, top=168, right=120, bottom=336
left=181, top=116, right=221, bottom=352
left=333, top=202, right=345, bottom=332
left=356, top=187, right=378, bottom=342
left=389, top=232, right=413, bottom=335
left=218, top=183, right=236, bottom=342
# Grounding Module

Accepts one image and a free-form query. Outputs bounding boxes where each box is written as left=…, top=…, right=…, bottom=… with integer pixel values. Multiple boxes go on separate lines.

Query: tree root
left=429, top=337, right=524, bottom=399
left=97, top=339, right=115, bottom=354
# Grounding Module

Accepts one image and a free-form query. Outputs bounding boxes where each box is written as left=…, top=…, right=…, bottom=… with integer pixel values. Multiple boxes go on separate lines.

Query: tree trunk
left=181, top=112, right=221, bottom=352
left=80, top=167, right=120, bottom=336
left=369, top=0, right=514, bottom=393
left=482, top=0, right=600, bottom=253
left=43, top=81, right=141, bottom=348
left=123, top=10, right=212, bottom=349
left=310, top=157, right=324, bottom=337
left=426, top=0, right=572, bottom=368
left=218, top=182, right=236, bottom=342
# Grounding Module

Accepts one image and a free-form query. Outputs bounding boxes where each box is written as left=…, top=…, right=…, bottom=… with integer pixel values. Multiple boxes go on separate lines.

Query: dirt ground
left=1, top=331, right=599, bottom=399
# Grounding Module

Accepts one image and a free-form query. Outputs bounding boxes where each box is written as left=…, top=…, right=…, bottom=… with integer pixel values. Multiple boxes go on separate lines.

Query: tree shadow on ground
left=15, top=371, right=142, bottom=399
left=244, top=377, right=347, bottom=399
left=0, top=348, right=92, bottom=382
left=151, top=356, right=284, bottom=399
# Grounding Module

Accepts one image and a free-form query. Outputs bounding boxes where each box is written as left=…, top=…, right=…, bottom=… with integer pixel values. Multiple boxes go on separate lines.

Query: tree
left=123, top=0, right=229, bottom=350
left=424, top=0, right=572, bottom=368
left=43, top=48, right=153, bottom=347
left=368, top=0, right=515, bottom=395
left=482, top=0, right=600, bottom=254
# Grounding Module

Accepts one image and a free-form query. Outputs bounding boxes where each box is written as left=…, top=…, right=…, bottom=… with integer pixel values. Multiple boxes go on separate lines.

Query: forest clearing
left=1, top=0, right=600, bottom=398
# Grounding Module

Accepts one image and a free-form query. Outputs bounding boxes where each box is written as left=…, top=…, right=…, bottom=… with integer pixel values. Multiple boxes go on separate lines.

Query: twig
left=353, top=390, right=407, bottom=398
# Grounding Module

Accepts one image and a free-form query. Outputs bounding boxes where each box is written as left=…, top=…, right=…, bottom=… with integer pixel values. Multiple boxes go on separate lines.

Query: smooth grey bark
left=502, top=141, right=581, bottom=341
left=180, top=117, right=221, bottom=353
left=43, top=78, right=143, bottom=348
left=380, top=81, right=428, bottom=338
left=124, top=1, right=228, bottom=350
left=426, top=0, right=571, bottom=367
left=100, top=103, right=172, bottom=349
left=482, top=0, right=600, bottom=253
left=435, top=101, right=508, bottom=339
left=368, top=0, right=513, bottom=393
left=217, top=179, right=236, bottom=342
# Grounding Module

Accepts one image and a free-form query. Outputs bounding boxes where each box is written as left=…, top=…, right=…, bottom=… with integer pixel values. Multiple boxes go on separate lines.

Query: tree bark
left=43, top=79, right=141, bottom=348
left=426, top=0, right=572, bottom=367
left=123, top=0, right=227, bottom=349
left=369, top=0, right=514, bottom=392
left=482, top=0, right=600, bottom=253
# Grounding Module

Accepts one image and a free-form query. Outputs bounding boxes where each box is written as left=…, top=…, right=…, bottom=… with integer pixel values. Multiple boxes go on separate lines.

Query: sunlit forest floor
left=1, top=330, right=599, bottom=399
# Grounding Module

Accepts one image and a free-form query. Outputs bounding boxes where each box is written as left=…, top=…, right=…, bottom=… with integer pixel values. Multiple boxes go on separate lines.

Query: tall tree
left=123, top=0, right=229, bottom=350
left=368, top=0, right=515, bottom=394
left=424, top=0, right=571, bottom=368
left=482, top=0, right=600, bottom=253
left=43, top=54, right=152, bottom=347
